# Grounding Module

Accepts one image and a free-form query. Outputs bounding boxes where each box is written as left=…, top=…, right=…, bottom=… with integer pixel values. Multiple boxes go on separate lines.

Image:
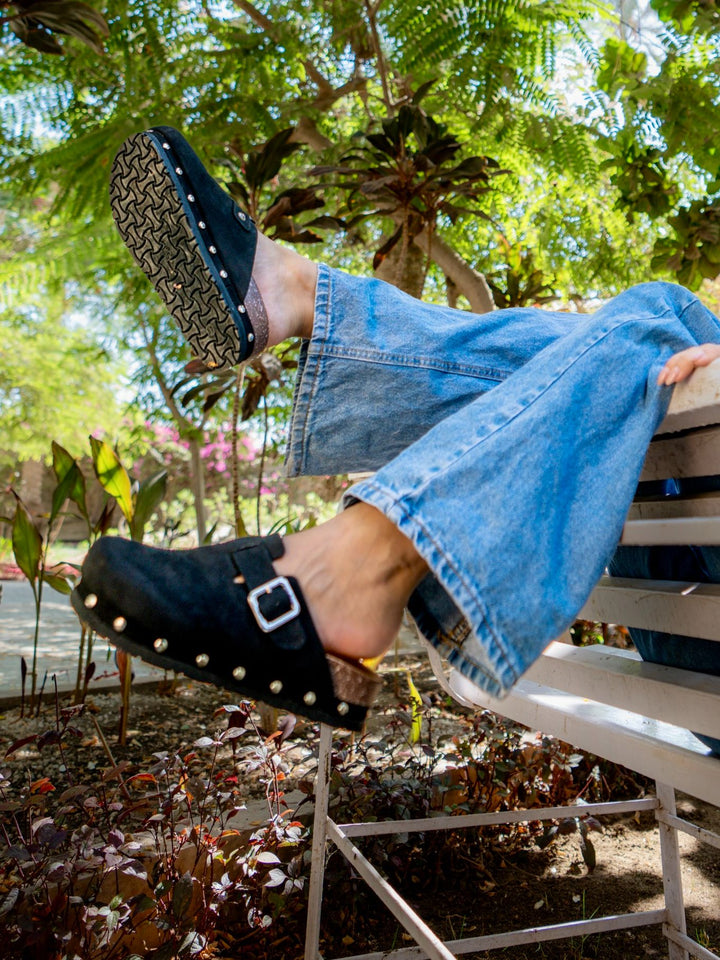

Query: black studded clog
left=70, top=534, right=380, bottom=731
left=110, top=126, right=268, bottom=370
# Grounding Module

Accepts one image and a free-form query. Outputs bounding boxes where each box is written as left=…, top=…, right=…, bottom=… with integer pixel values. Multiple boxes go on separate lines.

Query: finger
left=658, top=353, right=696, bottom=385
left=657, top=345, right=719, bottom=385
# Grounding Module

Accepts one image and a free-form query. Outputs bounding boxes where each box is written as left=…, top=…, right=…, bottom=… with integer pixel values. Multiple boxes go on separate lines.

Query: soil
left=1, top=651, right=718, bottom=960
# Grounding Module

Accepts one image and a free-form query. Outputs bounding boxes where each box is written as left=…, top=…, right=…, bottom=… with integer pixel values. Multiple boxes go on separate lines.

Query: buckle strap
left=247, top=576, right=301, bottom=633
left=231, top=538, right=307, bottom=649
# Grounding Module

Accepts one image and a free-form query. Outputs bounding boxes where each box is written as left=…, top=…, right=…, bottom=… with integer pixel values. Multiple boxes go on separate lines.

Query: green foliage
left=485, top=240, right=555, bottom=308
left=312, top=102, right=506, bottom=268
left=0, top=0, right=109, bottom=55
left=0, top=288, right=122, bottom=475
left=5, top=0, right=720, bottom=491
left=652, top=200, right=720, bottom=289
left=652, top=0, right=720, bottom=33
left=0, top=701, right=308, bottom=959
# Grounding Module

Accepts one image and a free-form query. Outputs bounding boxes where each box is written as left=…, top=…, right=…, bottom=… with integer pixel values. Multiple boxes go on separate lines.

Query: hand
left=657, top=343, right=720, bottom=386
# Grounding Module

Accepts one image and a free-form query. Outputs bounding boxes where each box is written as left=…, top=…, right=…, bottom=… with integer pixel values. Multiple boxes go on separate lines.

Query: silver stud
left=198, top=221, right=206, bottom=229
left=195, top=653, right=210, bottom=668
left=238, top=304, right=246, bottom=313
left=154, top=638, right=168, bottom=652
left=219, top=269, right=228, bottom=278
left=84, top=593, right=98, bottom=609
left=237, top=211, right=246, bottom=221
left=162, top=142, right=170, bottom=149
left=248, top=332, right=254, bottom=342
left=269, top=680, right=283, bottom=694
left=187, top=193, right=195, bottom=202
left=113, top=616, right=127, bottom=633
left=232, top=665, right=246, bottom=680
left=209, top=245, right=217, bottom=254
left=175, top=167, right=183, bottom=175
left=337, top=701, right=349, bottom=716
left=303, top=691, right=317, bottom=706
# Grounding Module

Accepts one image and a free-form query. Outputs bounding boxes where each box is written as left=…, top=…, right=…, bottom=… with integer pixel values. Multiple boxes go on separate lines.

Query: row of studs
left=160, top=139, right=255, bottom=356
left=83, top=591, right=349, bottom=715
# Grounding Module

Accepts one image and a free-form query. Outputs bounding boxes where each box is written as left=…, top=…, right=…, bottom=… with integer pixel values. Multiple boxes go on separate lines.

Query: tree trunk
left=375, top=229, right=428, bottom=298
left=188, top=436, right=207, bottom=544
left=415, top=227, right=495, bottom=313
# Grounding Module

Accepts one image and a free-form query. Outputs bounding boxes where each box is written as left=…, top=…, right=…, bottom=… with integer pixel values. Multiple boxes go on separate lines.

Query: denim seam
left=394, top=309, right=679, bottom=509
left=314, top=344, right=511, bottom=381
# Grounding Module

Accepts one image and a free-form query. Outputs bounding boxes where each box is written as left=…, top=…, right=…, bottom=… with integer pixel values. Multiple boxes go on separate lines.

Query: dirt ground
left=1, top=651, right=718, bottom=960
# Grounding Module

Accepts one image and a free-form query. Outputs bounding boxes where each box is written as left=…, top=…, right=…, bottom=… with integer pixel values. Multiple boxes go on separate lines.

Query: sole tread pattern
left=110, top=134, right=241, bottom=369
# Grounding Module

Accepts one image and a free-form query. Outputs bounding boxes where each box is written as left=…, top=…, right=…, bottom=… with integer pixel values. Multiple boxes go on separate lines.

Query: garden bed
left=1, top=653, right=718, bottom=959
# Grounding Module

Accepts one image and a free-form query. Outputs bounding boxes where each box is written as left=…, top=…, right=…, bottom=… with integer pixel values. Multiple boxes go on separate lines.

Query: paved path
left=0, top=580, right=426, bottom=700
left=0, top=580, right=163, bottom=698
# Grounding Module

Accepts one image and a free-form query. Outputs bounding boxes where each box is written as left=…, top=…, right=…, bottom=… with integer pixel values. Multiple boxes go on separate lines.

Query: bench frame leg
left=305, top=724, right=333, bottom=960
left=305, top=736, right=717, bottom=960
left=656, top=781, right=690, bottom=960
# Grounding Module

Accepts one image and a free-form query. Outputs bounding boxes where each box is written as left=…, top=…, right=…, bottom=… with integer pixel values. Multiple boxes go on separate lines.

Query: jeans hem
left=344, top=478, right=521, bottom=696
left=285, top=264, right=332, bottom=477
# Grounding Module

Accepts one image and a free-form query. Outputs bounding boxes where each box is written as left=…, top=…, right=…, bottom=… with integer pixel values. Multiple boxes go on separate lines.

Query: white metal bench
left=304, top=361, right=720, bottom=960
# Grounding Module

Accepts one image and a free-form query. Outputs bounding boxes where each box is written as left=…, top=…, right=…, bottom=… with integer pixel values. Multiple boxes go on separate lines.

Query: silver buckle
left=247, top=576, right=301, bottom=633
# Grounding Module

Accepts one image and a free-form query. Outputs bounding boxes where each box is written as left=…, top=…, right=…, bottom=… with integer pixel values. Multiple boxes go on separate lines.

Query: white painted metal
left=664, top=927, right=720, bottom=960
left=657, top=360, right=720, bottom=434
left=580, top=576, right=720, bottom=642
left=641, top=427, right=720, bottom=481
left=656, top=783, right=689, bottom=960
left=338, top=798, right=658, bottom=838
left=620, top=516, right=720, bottom=545
left=326, top=820, right=457, bottom=960
left=451, top=676, right=720, bottom=806
left=524, top=642, right=720, bottom=740
left=331, top=910, right=668, bottom=960
left=657, top=812, right=720, bottom=852
left=305, top=724, right=333, bottom=960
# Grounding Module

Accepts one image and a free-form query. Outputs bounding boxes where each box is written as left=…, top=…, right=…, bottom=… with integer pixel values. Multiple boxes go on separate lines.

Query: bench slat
left=657, top=359, right=720, bottom=434
left=581, top=575, right=720, bottom=640
left=641, top=426, right=720, bottom=481
left=628, top=492, right=720, bottom=520
left=524, top=642, right=720, bottom=740
left=450, top=675, right=720, bottom=806
left=620, top=515, right=720, bottom=544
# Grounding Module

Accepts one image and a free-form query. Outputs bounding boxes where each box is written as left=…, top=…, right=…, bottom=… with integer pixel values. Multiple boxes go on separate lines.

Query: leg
left=91, top=125, right=720, bottom=724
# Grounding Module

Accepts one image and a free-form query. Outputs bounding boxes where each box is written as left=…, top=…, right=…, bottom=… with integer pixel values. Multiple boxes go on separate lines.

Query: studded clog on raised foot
left=70, top=535, right=380, bottom=731
left=110, top=125, right=268, bottom=370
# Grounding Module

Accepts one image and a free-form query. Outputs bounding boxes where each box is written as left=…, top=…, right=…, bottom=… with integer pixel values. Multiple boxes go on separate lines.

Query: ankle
left=253, top=233, right=318, bottom=345
left=274, top=505, right=428, bottom=662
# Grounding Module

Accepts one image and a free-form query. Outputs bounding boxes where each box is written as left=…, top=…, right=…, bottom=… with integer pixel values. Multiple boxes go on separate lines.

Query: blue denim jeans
left=287, top=265, right=720, bottom=703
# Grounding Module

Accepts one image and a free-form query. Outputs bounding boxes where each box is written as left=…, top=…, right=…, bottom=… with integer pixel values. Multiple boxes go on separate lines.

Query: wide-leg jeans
left=286, top=265, right=720, bottom=704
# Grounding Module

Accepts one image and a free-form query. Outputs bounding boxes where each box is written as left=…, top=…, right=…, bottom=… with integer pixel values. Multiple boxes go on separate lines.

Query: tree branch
left=415, top=227, right=495, bottom=313
left=232, top=0, right=330, bottom=92
left=363, top=0, right=393, bottom=112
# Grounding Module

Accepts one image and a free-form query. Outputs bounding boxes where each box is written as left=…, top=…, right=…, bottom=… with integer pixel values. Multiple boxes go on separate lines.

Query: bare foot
left=273, top=503, right=429, bottom=662
left=250, top=232, right=318, bottom=345
left=657, top=343, right=720, bottom=385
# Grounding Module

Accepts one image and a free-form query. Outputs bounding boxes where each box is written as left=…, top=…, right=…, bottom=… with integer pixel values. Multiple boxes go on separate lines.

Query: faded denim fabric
left=287, top=265, right=720, bottom=698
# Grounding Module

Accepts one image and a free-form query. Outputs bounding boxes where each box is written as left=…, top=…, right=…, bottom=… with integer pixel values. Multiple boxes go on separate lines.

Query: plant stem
left=231, top=363, right=248, bottom=537
left=255, top=395, right=269, bottom=536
